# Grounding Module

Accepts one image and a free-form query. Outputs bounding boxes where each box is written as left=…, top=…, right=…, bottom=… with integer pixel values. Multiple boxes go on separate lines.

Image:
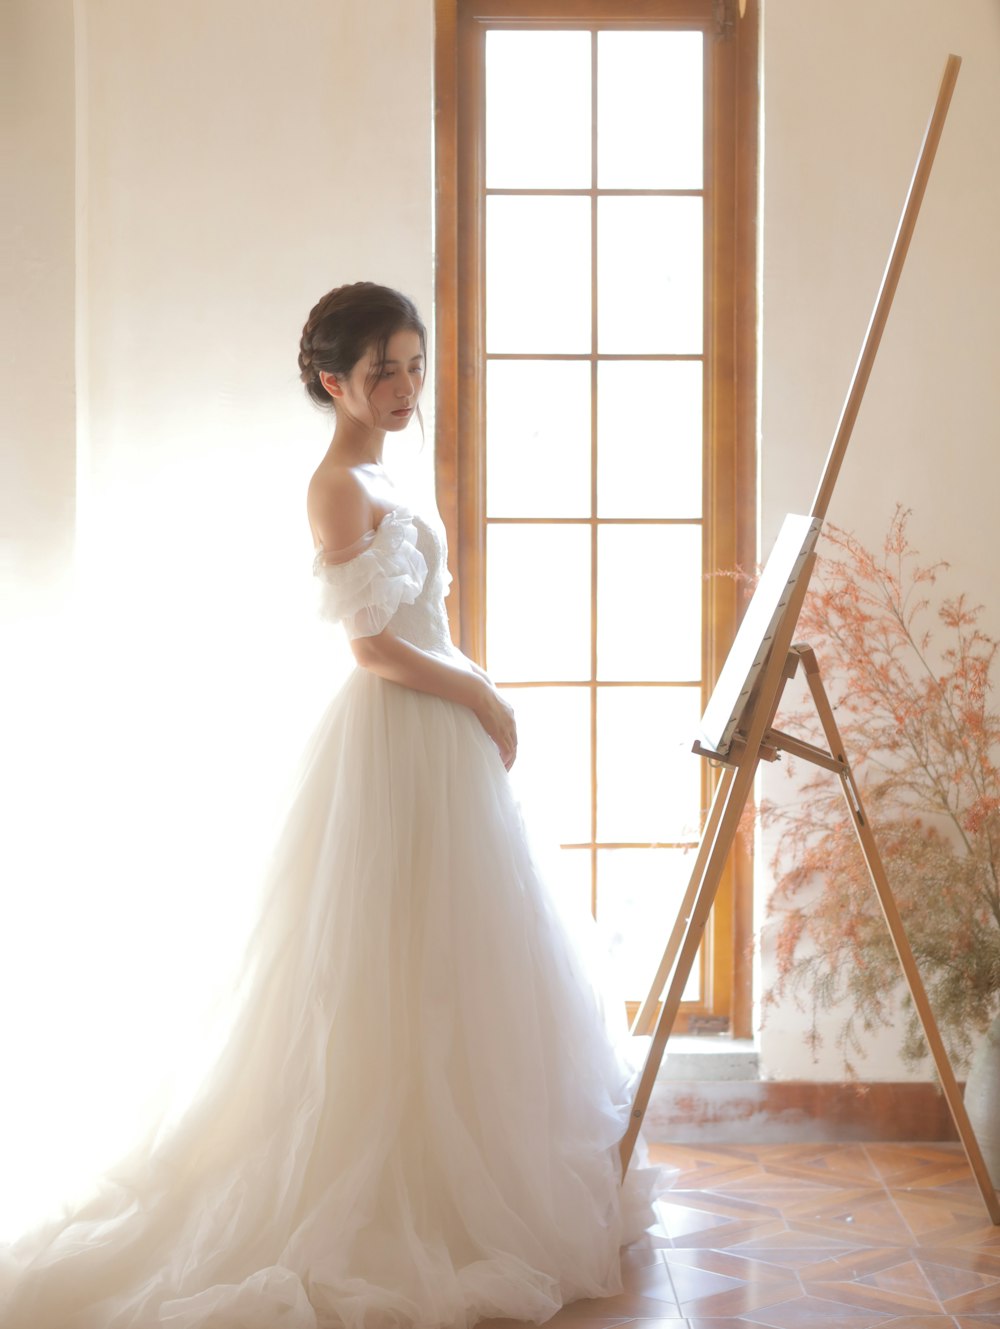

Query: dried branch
left=763, top=507, right=1000, bottom=1070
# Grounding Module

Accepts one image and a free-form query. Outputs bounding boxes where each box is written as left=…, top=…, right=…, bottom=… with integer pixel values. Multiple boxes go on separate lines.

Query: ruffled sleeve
left=312, top=507, right=427, bottom=640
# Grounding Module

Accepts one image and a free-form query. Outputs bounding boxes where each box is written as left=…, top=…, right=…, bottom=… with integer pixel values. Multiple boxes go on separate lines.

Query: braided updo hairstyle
left=298, top=282, right=427, bottom=412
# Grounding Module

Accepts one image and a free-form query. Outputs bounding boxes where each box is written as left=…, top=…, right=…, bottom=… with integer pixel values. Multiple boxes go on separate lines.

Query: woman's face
left=337, top=328, right=425, bottom=431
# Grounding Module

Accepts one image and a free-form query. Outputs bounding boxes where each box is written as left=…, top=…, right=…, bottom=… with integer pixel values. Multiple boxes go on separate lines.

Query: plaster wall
left=73, top=0, right=435, bottom=776
left=757, top=0, right=1000, bottom=1080
left=0, top=0, right=76, bottom=608
left=0, top=1, right=436, bottom=1220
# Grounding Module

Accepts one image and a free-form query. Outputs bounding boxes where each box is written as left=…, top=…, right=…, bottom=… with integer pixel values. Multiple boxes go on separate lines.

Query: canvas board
left=697, top=512, right=822, bottom=756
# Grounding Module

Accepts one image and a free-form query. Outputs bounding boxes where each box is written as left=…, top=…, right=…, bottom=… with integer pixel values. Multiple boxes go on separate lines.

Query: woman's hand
left=347, top=632, right=517, bottom=769
left=473, top=684, right=518, bottom=771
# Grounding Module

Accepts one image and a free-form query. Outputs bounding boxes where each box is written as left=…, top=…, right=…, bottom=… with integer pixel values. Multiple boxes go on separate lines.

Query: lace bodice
left=312, top=506, right=454, bottom=654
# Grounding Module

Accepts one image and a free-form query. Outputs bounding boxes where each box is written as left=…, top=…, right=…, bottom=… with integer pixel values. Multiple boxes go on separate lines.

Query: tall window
left=435, top=0, right=757, bottom=1033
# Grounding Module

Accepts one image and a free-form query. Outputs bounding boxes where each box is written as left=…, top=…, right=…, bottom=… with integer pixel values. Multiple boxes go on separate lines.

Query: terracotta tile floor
left=487, top=1142, right=1000, bottom=1329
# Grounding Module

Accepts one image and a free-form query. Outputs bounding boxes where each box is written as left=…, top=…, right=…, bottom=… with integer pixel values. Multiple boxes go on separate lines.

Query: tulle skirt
left=0, top=667, right=662, bottom=1328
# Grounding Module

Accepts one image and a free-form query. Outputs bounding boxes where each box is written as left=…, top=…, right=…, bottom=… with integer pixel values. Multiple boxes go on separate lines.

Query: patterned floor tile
left=890, top=1188, right=992, bottom=1243
left=539, top=1317, right=669, bottom=1327
left=527, top=1143, right=1000, bottom=1329
left=656, top=1199, right=736, bottom=1239
left=594, top=1321, right=687, bottom=1329
left=624, top=1257, right=684, bottom=1308
left=935, top=1222, right=1000, bottom=1251
left=916, top=1254, right=1000, bottom=1300
left=731, top=1229, right=862, bottom=1252
left=943, top=1280, right=1000, bottom=1315
left=856, top=1258, right=939, bottom=1300
left=754, top=1144, right=883, bottom=1188
left=915, top=1246, right=1000, bottom=1281
left=799, top=1277, right=939, bottom=1316
left=798, top=1248, right=921, bottom=1282
left=668, top=1217, right=787, bottom=1252
left=876, top=1320, right=965, bottom=1328
left=695, top=1183, right=860, bottom=1233
left=724, top=1246, right=863, bottom=1275
left=738, top=1292, right=896, bottom=1326
left=549, top=1294, right=688, bottom=1320
left=661, top=1247, right=805, bottom=1286
left=671, top=1278, right=804, bottom=1320
left=684, top=1320, right=779, bottom=1329
left=665, top=1261, right=758, bottom=1307
left=787, top=1194, right=917, bottom=1246
left=864, top=1143, right=973, bottom=1189
left=654, top=1144, right=764, bottom=1184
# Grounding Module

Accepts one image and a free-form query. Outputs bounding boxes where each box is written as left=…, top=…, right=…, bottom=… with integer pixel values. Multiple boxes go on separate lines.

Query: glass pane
left=487, top=197, right=591, bottom=353
left=549, top=847, right=593, bottom=929
left=487, top=524, right=591, bottom=681
left=502, top=686, right=590, bottom=845
left=486, top=31, right=591, bottom=189
left=597, top=31, right=703, bottom=189
left=597, top=849, right=701, bottom=1002
left=598, top=525, right=701, bottom=680
left=487, top=361, right=591, bottom=518
left=598, top=197, right=702, bottom=353
left=596, top=687, right=702, bottom=842
left=598, top=361, right=702, bottom=518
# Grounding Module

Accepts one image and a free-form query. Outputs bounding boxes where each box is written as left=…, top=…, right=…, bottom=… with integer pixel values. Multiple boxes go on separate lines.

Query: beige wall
left=1, top=0, right=77, bottom=609
left=22, top=0, right=435, bottom=914
left=1, top=2, right=436, bottom=1208
left=78, top=0, right=433, bottom=555
left=758, top=0, right=1000, bottom=1079
left=3, top=0, right=434, bottom=616
left=5, top=0, right=999, bottom=1084
left=76, top=0, right=436, bottom=982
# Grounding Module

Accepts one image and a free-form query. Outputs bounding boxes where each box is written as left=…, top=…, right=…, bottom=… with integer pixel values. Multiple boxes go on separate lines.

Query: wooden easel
left=619, top=53, right=1000, bottom=1225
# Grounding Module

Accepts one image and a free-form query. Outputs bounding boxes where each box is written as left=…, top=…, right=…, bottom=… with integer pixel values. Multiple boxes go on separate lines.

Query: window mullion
left=440, top=0, right=758, bottom=1033
left=589, top=25, right=599, bottom=919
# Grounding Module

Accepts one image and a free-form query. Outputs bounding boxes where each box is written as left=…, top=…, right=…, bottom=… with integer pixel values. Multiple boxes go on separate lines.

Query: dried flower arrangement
left=761, top=506, right=1000, bottom=1073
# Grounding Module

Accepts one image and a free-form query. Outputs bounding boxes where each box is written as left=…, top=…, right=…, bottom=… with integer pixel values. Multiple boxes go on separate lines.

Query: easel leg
left=620, top=558, right=819, bottom=1177
left=619, top=760, right=752, bottom=1173
left=631, top=765, right=736, bottom=1037
left=800, top=650, right=1000, bottom=1224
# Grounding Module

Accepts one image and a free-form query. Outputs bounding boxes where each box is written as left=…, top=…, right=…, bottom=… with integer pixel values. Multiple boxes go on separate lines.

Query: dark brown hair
left=298, top=282, right=426, bottom=412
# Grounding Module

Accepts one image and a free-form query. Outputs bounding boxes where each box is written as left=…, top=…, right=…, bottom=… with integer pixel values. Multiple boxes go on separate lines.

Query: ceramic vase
left=965, top=1010, right=1000, bottom=1187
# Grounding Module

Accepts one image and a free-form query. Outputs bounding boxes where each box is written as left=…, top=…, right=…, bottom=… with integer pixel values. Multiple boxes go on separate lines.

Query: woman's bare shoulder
left=307, top=463, right=375, bottom=552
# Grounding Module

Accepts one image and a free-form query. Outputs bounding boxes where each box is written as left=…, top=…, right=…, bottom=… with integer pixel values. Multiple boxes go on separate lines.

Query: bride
left=0, top=282, right=662, bottom=1329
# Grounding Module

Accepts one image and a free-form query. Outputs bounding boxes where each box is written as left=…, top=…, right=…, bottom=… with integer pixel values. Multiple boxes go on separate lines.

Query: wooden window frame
left=434, top=0, right=758, bottom=1036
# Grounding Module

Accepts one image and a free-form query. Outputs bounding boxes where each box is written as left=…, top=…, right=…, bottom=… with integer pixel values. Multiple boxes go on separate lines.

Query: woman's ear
left=319, top=370, right=343, bottom=400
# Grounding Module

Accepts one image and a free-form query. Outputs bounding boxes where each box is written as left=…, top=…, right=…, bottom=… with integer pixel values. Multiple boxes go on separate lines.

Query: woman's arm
left=309, top=469, right=517, bottom=767
left=461, top=654, right=494, bottom=685
left=436, top=630, right=493, bottom=684
left=352, top=632, right=517, bottom=770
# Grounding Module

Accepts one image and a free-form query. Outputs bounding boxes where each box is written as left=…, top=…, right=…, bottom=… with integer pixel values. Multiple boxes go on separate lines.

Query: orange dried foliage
left=762, top=506, right=1000, bottom=1070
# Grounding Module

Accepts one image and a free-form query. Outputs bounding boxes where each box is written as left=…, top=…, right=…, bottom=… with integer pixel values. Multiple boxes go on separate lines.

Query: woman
left=303, top=284, right=518, bottom=769
left=0, top=282, right=662, bottom=1329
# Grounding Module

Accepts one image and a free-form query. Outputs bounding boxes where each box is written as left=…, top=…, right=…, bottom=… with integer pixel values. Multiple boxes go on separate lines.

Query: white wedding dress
left=0, top=505, right=663, bottom=1329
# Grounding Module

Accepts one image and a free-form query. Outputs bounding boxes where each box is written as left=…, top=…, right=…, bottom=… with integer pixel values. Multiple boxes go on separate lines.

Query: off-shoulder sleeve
left=312, top=507, right=427, bottom=640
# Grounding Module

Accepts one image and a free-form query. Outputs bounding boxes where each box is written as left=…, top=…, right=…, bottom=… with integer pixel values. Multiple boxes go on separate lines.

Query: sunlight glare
left=0, top=430, right=356, bottom=1238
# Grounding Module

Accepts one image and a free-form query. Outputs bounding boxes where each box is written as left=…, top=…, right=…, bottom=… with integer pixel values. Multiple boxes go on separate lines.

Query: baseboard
left=643, top=1079, right=961, bottom=1144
